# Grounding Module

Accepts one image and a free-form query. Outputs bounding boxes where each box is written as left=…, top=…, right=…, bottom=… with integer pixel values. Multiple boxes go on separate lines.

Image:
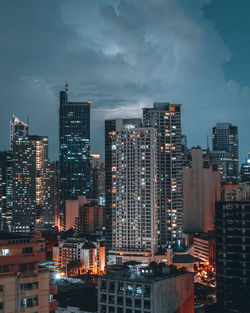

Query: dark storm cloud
left=0, top=0, right=249, bottom=161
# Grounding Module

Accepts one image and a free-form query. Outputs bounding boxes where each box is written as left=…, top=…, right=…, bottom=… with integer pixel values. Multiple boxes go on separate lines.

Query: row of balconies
left=0, top=252, right=45, bottom=266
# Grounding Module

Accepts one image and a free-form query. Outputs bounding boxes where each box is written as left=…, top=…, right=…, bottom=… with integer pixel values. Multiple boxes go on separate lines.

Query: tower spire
left=65, top=80, right=68, bottom=93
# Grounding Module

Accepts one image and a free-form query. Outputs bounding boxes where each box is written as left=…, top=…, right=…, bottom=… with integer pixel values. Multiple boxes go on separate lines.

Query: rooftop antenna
left=65, top=80, right=69, bottom=93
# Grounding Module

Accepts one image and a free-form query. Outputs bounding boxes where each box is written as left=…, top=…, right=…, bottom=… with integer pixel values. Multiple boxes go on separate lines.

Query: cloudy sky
left=0, top=0, right=249, bottom=162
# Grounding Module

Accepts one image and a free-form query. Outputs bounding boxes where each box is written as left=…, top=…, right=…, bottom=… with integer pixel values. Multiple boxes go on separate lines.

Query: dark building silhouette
left=240, top=153, right=250, bottom=183
left=212, top=123, right=239, bottom=183
left=41, top=160, right=60, bottom=226
left=59, top=84, right=90, bottom=230
left=90, top=153, right=105, bottom=205
left=0, top=150, right=12, bottom=230
left=215, top=198, right=250, bottom=312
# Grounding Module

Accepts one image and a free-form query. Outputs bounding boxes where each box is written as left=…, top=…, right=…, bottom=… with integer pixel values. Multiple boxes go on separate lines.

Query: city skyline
left=0, top=0, right=250, bottom=162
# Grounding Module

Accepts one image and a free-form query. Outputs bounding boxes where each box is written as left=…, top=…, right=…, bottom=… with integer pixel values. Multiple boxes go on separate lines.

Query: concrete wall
left=153, top=273, right=194, bottom=313
left=183, top=148, right=221, bottom=233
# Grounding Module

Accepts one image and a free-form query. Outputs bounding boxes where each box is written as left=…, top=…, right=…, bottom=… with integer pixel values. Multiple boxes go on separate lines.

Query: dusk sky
left=0, top=0, right=249, bottom=162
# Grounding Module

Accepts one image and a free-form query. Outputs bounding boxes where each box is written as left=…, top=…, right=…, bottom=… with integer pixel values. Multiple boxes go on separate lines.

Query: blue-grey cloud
left=0, top=0, right=249, bottom=162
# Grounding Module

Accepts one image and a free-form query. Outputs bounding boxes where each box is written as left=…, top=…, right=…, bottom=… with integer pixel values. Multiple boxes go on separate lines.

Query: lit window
left=1, top=249, right=9, bottom=256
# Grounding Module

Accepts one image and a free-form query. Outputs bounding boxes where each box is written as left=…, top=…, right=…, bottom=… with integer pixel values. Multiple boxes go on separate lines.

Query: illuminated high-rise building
left=59, top=84, right=91, bottom=229
left=109, top=126, right=158, bottom=263
left=143, top=102, right=182, bottom=247
left=105, top=118, right=142, bottom=250
left=12, top=135, right=48, bottom=232
left=212, top=123, right=239, bottom=183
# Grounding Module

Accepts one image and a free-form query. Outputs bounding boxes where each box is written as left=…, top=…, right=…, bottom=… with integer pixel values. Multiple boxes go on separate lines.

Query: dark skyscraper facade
left=216, top=200, right=250, bottom=313
left=59, top=85, right=90, bottom=229
left=0, top=150, right=13, bottom=230
left=212, top=123, right=239, bottom=183
left=143, top=102, right=182, bottom=247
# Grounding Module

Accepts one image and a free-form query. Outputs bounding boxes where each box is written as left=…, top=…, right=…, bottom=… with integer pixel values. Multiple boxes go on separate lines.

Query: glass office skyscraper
left=59, top=84, right=91, bottom=229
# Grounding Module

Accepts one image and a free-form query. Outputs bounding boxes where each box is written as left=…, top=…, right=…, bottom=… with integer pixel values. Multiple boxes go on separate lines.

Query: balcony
left=0, top=272, right=15, bottom=278
left=0, top=252, right=45, bottom=266
left=49, top=300, right=58, bottom=311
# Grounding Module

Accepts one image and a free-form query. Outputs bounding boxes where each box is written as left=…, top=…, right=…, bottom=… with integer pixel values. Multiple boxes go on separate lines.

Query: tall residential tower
left=105, top=118, right=142, bottom=250
left=109, top=126, right=158, bottom=263
left=12, top=135, right=48, bottom=232
left=143, top=102, right=182, bottom=247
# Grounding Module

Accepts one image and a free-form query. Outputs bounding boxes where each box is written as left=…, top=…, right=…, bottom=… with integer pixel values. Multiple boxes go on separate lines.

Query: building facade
left=77, top=200, right=103, bottom=234
left=240, top=153, right=250, bottom=183
left=0, top=232, right=57, bottom=313
left=98, top=263, right=194, bottom=313
left=143, top=102, right=182, bottom=247
left=182, top=147, right=221, bottom=234
left=44, top=160, right=60, bottom=227
left=59, top=84, right=91, bottom=230
left=193, top=231, right=215, bottom=265
left=12, top=135, right=48, bottom=233
left=215, top=200, right=250, bottom=312
left=10, top=114, right=28, bottom=149
left=53, top=238, right=105, bottom=275
left=105, top=118, right=142, bottom=250
left=0, top=151, right=13, bottom=230
left=212, top=123, right=239, bottom=183
left=90, top=153, right=105, bottom=205
left=110, top=127, right=158, bottom=261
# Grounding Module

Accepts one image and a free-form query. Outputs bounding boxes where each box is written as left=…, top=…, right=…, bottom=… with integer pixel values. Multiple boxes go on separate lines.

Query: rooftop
left=102, top=263, right=191, bottom=283
left=0, top=231, right=34, bottom=240
left=173, top=254, right=198, bottom=264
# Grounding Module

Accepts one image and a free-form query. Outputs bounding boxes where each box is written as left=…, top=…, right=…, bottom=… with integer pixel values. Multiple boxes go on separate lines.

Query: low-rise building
left=193, top=232, right=215, bottom=265
left=0, top=231, right=57, bottom=313
left=98, top=262, right=194, bottom=313
left=53, top=238, right=105, bottom=275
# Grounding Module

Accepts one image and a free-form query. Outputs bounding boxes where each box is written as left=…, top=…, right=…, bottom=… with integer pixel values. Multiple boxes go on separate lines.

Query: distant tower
left=212, top=123, right=239, bottom=183
left=240, top=153, right=250, bottom=183
left=59, top=84, right=91, bottom=230
left=10, top=114, right=29, bottom=149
